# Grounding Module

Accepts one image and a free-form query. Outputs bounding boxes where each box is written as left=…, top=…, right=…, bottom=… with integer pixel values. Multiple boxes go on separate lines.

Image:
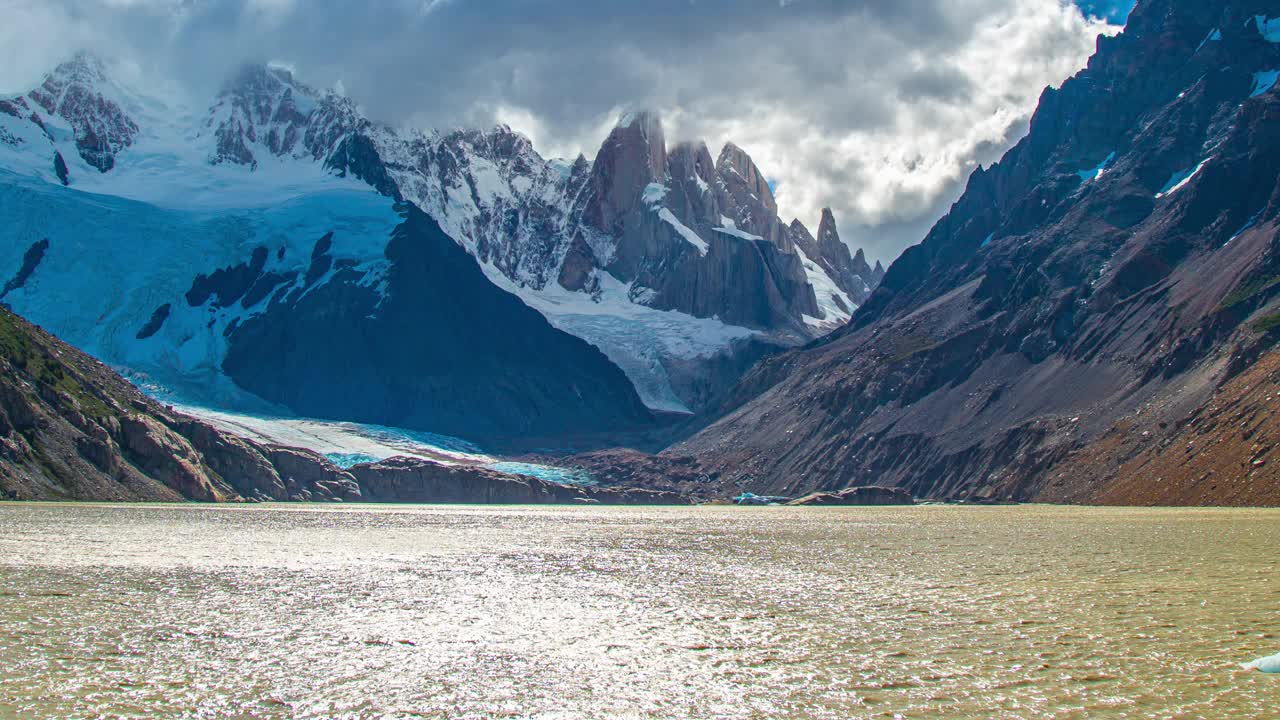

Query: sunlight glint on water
left=0, top=504, right=1275, bottom=718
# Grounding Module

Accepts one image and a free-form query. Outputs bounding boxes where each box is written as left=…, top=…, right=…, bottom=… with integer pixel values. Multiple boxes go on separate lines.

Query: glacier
left=1, top=54, right=878, bottom=427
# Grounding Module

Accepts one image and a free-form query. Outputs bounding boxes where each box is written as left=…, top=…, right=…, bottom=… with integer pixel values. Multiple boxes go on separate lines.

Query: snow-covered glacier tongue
left=0, top=54, right=650, bottom=446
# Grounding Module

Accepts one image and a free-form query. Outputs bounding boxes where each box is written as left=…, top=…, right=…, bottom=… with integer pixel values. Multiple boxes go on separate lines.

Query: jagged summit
left=10, top=51, right=139, bottom=173
left=204, top=62, right=365, bottom=169
left=46, top=51, right=110, bottom=85
left=0, top=55, right=885, bottom=417
left=716, top=141, right=776, bottom=214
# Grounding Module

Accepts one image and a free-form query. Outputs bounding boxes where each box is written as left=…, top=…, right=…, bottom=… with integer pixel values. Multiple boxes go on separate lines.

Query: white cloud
left=0, top=0, right=1118, bottom=263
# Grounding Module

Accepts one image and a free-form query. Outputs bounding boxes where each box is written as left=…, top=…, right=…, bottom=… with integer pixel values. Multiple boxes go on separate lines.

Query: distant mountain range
left=0, top=55, right=881, bottom=439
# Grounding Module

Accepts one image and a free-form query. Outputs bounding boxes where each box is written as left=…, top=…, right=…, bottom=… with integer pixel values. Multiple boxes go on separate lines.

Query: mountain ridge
left=628, top=0, right=1280, bottom=504
left=0, top=54, right=881, bottom=419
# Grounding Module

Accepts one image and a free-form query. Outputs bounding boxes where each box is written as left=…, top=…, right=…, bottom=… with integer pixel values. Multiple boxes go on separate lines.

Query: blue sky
left=1076, top=0, right=1137, bottom=23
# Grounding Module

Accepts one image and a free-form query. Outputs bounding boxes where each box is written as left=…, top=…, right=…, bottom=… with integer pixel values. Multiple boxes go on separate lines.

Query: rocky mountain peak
left=716, top=141, right=777, bottom=215
left=25, top=52, right=138, bottom=173
left=47, top=51, right=109, bottom=86
left=206, top=62, right=340, bottom=168
left=666, top=140, right=720, bottom=225
left=580, top=111, right=669, bottom=233
left=217, top=63, right=317, bottom=122
left=816, top=207, right=840, bottom=248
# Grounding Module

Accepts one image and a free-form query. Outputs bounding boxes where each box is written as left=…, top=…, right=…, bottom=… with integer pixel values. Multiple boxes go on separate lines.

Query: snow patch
left=795, top=245, right=855, bottom=330
left=1225, top=211, right=1261, bottom=247
left=657, top=208, right=709, bottom=255
left=1256, top=16, right=1280, bottom=42
left=1196, top=28, right=1222, bottom=51
left=641, top=182, right=668, bottom=205
left=1251, top=70, right=1280, bottom=97
left=1156, top=158, right=1210, bottom=198
left=1077, top=151, right=1115, bottom=183
left=714, top=217, right=763, bottom=241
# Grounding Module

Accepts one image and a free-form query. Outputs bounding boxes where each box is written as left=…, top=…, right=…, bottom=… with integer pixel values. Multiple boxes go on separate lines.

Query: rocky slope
left=662, top=0, right=1280, bottom=504
left=0, top=305, right=360, bottom=501
left=1, top=56, right=880, bottom=420
left=0, top=305, right=688, bottom=504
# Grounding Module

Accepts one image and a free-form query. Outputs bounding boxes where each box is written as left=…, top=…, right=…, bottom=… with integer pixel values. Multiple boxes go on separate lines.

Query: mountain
left=0, top=305, right=360, bottom=501
left=0, top=56, right=879, bottom=433
left=0, top=304, right=690, bottom=504
left=657, top=0, right=1280, bottom=505
left=0, top=56, right=651, bottom=446
left=358, top=107, right=880, bottom=413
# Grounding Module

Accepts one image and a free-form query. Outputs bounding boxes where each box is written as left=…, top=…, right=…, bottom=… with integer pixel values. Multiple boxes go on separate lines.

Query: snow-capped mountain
left=0, top=54, right=651, bottom=444
left=0, top=53, right=880, bottom=427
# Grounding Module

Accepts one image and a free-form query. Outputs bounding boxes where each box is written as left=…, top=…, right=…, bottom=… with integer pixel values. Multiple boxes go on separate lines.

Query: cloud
left=0, top=0, right=1118, bottom=263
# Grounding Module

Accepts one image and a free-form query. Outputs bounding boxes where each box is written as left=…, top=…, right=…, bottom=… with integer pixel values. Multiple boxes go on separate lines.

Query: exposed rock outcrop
left=0, top=306, right=359, bottom=502
left=351, top=456, right=691, bottom=505
left=787, top=486, right=916, bottom=506
left=0, top=239, right=48, bottom=301
left=27, top=53, right=137, bottom=172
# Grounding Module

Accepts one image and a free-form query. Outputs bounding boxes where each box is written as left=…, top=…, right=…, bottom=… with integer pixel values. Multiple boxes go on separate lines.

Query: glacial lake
left=0, top=503, right=1275, bottom=718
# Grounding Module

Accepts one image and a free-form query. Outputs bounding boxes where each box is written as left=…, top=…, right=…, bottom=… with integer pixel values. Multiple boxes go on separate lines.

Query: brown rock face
left=787, top=486, right=916, bottom=506
left=0, top=306, right=361, bottom=503
left=1040, top=349, right=1280, bottom=507
left=572, top=113, right=837, bottom=333
left=717, top=141, right=779, bottom=220
left=580, top=111, right=668, bottom=234
left=351, top=456, right=690, bottom=505
left=266, top=446, right=362, bottom=502
left=118, top=415, right=228, bottom=502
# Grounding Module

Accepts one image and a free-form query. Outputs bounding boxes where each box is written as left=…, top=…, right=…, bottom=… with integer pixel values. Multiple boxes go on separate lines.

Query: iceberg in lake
left=1241, top=652, right=1280, bottom=673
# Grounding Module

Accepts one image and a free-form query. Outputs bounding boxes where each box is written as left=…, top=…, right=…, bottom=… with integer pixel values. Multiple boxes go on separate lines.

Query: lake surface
left=0, top=503, right=1275, bottom=718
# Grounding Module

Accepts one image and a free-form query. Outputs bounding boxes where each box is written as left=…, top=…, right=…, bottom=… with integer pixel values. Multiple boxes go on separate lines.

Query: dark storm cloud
left=1, top=0, right=1117, bottom=263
